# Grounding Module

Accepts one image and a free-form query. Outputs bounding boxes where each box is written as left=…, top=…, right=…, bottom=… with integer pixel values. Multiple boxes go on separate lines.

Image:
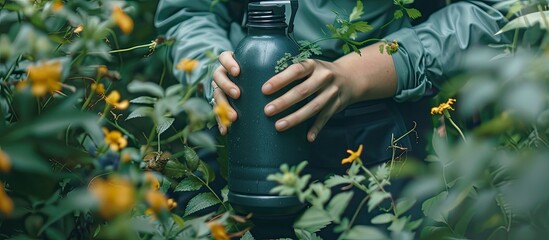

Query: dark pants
left=308, top=98, right=431, bottom=239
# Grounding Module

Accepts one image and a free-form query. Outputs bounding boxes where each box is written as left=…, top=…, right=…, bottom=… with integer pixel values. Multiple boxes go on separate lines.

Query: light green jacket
left=155, top=0, right=508, bottom=102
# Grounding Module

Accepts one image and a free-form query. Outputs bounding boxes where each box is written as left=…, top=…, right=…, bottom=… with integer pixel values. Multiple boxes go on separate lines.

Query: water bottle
left=227, top=1, right=308, bottom=238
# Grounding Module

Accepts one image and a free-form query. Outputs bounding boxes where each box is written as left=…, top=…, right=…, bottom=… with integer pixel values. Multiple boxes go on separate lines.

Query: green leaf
left=353, top=21, right=372, bottom=32
left=2, top=144, right=51, bottom=175
left=156, top=117, right=174, bottom=135
left=375, top=163, right=390, bottom=180
left=127, top=81, right=164, bottom=98
left=422, top=191, right=448, bottom=223
left=175, top=177, right=203, bottom=192
left=326, top=24, right=338, bottom=34
left=394, top=9, right=404, bottom=20
left=39, top=190, right=96, bottom=235
left=324, top=175, right=353, bottom=188
left=126, top=106, right=154, bottom=120
left=496, top=11, right=549, bottom=35
left=371, top=213, right=394, bottom=224
left=327, top=191, right=353, bottom=223
left=182, top=146, right=200, bottom=172
left=405, top=8, right=422, bottom=20
left=388, top=216, right=408, bottom=232
left=172, top=213, right=186, bottom=227
left=395, top=198, right=416, bottom=216
left=344, top=225, right=388, bottom=240
left=379, top=44, right=385, bottom=54
left=165, top=84, right=183, bottom=96
left=197, top=160, right=215, bottom=183
left=163, top=159, right=187, bottom=178
left=349, top=0, right=364, bottom=22
left=342, top=43, right=351, bottom=54
left=188, top=131, right=216, bottom=152
left=129, top=96, right=157, bottom=104
left=240, top=231, right=254, bottom=240
left=368, top=191, right=391, bottom=212
left=184, top=192, right=220, bottom=216
left=295, top=229, right=323, bottom=240
left=405, top=218, right=423, bottom=231
left=130, top=216, right=157, bottom=234
left=294, top=207, right=332, bottom=233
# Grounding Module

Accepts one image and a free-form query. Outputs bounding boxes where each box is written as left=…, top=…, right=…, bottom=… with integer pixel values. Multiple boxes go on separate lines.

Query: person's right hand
left=212, top=51, right=240, bottom=135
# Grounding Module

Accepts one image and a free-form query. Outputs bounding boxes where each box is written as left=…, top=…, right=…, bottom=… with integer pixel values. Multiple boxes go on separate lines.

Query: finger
left=213, top=66, right=240, bottom=99
left=262, top=59, right=316, bottom=95
left=274, top=85, right=339, bottom=135
left=212, top=83, right=238, bottom=136
left=218, top=51, right=240, bottom=77
left=264, top=69, right=330, bottom=117
left=307, top=96, right=341, bottom=142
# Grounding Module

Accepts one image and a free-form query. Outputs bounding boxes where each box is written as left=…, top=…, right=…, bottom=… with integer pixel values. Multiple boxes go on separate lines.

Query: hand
left=212, top=51, right=240, bottom=135
left=262, top=43, right=397, bottom=142
left=262, top=59, right=359, bottom=142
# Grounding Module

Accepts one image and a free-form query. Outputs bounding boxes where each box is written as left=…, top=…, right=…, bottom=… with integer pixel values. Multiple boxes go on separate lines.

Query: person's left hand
left=262, top=43, right=398, bottom=142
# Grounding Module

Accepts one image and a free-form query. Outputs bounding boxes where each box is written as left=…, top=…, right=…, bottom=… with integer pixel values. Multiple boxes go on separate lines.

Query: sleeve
left=385, top=1, right=511, bottom=102
left=155, top=0, right=233, bottom=99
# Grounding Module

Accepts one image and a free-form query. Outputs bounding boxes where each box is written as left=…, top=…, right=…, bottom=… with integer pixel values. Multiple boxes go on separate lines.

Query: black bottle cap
left=247, top=3, right=287, bottom=29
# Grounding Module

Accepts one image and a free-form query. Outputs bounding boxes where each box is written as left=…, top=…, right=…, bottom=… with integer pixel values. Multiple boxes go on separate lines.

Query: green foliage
left=0, top=1, right=233, bottom=239
left=275, top=0, right=414, bottom=72
left=269, top=157, right=422, bottom=238
left=184, top=192, right=221, bottom=217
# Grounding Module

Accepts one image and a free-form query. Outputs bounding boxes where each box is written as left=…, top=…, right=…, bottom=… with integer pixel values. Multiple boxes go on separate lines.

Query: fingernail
left=230, top=110, right=237, bottom=121
left=276, top=120, right=288, bottom=130
left=219, top=125, right=225, bottom=135
left=262, top=83, right=272, bottom=93
left=231, top=67, right=238, bottom=76
left=265, top=104, right=275, bottom=115
left=309, top=132, right=316, bottom=142
left=230, top=88, right=238, bottom=98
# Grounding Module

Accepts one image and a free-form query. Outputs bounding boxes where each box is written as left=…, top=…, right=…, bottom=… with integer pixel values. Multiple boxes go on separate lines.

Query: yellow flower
left=386, top=40, right=399, bottom=54
left=0, top=150, right=11, bottom=173
left=209, top=221, right=229, bottom=240
left=97, top=65, right=108, bottom=77
left=102, top=127, right=128, bottom=151
left=52, top=0, right=63, bottom=11
left=431, top=98, right=457, bottom=115
left=27, top=60, right=62, bottom=97
left=145, top=190, right=168, bottom=214
left=121, top=152, right=132, bottom=163
left=214, top=100, right=232, bottom=128
left=91, top=82, right=105, bottom=95
left=341, top=144, right=363, bottom=165
left=167, top=198, right=177, bottom=210
left=144, top=172, right=160, bottom=190
left=176, top=58, right=199, bottom=73
left=73, top=24, right=84, bottom=34
left=112, top=6, right=133, bottom=34
left=105, top=90, right=129, bottom=110
left=0, top=182, right=13, bottom=217
left=88, top=176, right=136, bottom=219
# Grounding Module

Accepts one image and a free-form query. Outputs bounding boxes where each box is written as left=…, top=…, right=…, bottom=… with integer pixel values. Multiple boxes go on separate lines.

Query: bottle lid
left=247, top=3, right=287, bottom=29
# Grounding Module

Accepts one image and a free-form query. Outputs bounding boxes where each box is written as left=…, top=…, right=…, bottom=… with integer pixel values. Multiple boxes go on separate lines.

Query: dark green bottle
left=227, top=1, right=308, bottom=238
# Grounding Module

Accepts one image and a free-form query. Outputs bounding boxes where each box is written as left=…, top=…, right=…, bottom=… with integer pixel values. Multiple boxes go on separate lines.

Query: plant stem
left=347, top=196, right=369, bottom=232
left=143, top=126, right=156, bottom=154
left=190, top=172, right=229, bottom=211
left=108, top=42, right=154, bottom=54
left=81, top=90, right=96, bottom=111
left=444, top=111, right=467, bottom=143
left=97, top=104, right=110, bottom=123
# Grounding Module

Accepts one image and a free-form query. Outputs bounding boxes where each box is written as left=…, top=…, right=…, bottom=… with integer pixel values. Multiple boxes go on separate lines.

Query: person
left=155, top=0, right=509, bottom=237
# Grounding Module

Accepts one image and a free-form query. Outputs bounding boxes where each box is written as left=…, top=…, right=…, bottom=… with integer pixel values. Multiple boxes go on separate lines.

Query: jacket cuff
left=386, top=28, right=433, bottom=102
